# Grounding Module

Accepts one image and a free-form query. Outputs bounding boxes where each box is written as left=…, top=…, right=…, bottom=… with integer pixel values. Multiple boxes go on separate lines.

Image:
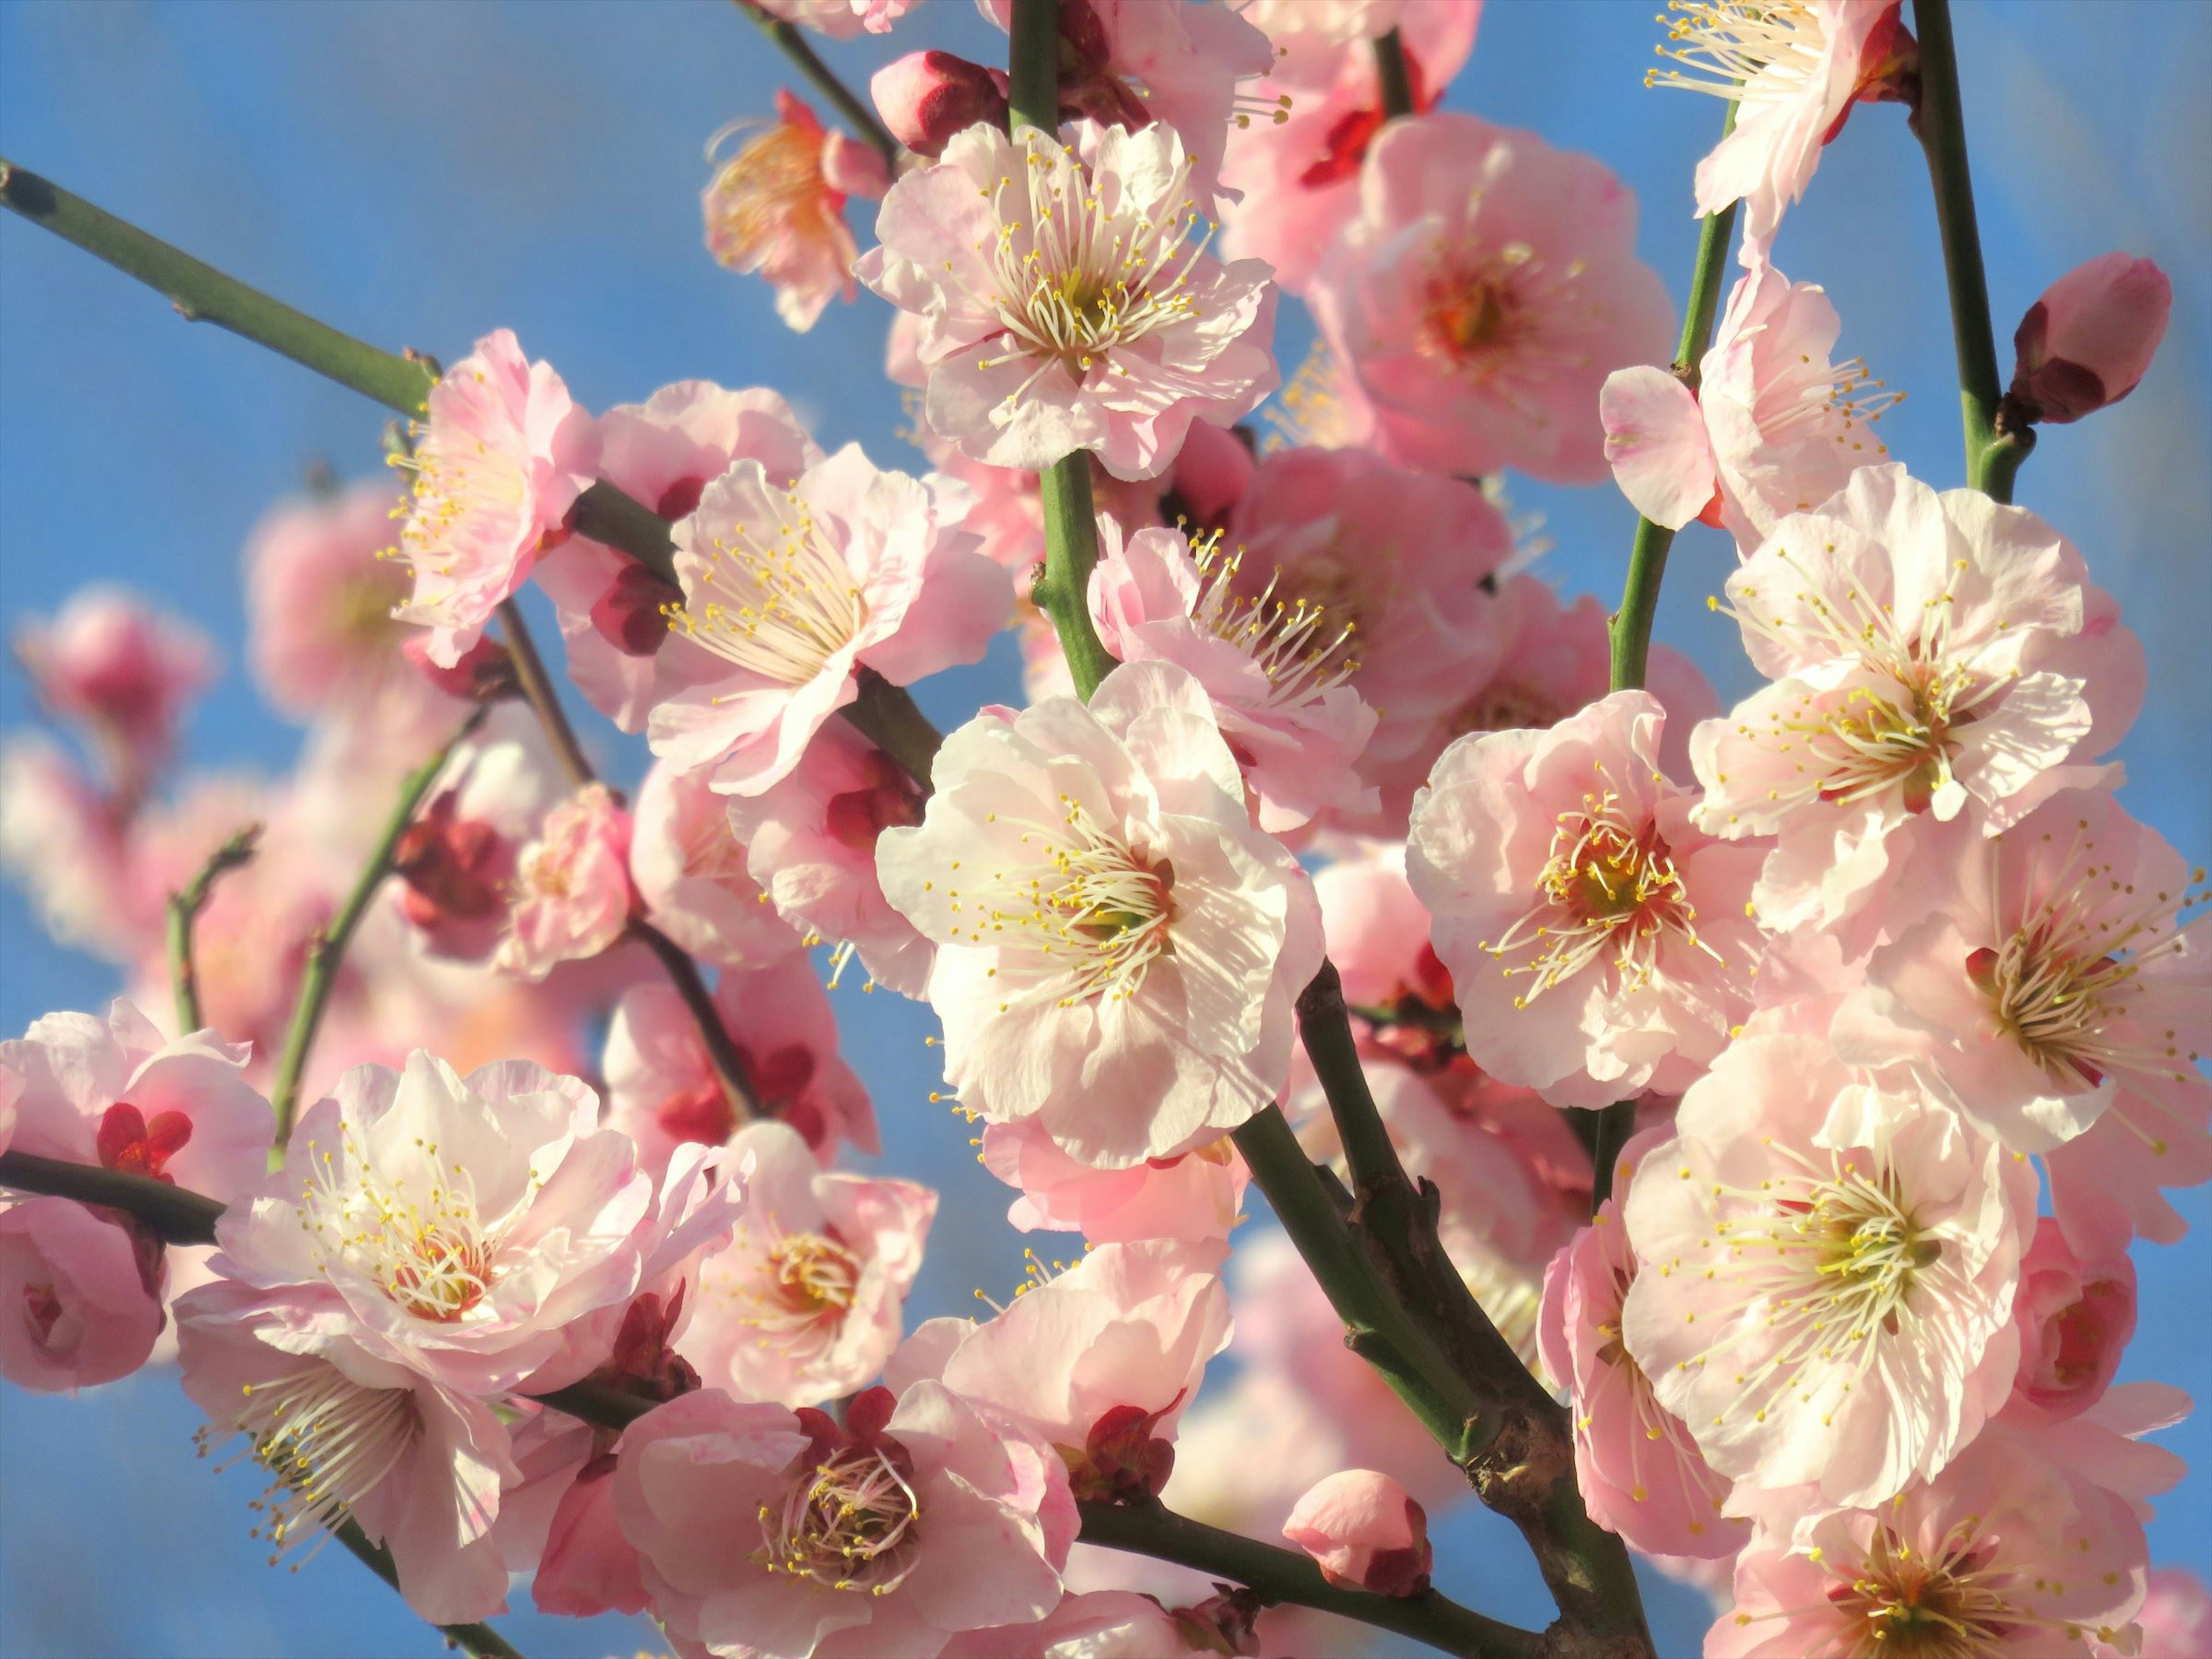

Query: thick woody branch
left=166, top=824, right=261, bottom=1034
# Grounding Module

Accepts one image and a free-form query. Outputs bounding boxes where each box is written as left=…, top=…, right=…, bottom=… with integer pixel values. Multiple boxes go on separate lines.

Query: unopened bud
left=590, top=563, right=684, bottom=658
left=1282, top=1469, right=1433, bottom=1597
left=403, top=632, right=518, bottom=702
left=2007, top=252, right=2172, bottom=426
left=870, top=51, right=1008, bottom=158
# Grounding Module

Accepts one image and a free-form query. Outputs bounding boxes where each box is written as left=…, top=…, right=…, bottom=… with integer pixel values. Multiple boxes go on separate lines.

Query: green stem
left=0, top=1151, right=223, bottom=1244
left=495, top=599, right=595, bottom=790
left=1078, top=1499, right=1540, bottom=1659
left=332, top=1520, right=529, bottom=1659
left=844, top=666, right=944, bottom=790
left=268, top=708, right=488, bottom=1153
left=1032, top=459, right=1119, bottom=702
left=626, top=918, right=760, bottom=1122
left=569, top=483, right=679, bottom=585
left=737, top=1, right=903, bottom=169
left=1373, top=28, right=1416, bottom=120
left=166, top=825, right=260, bottom=1033
left=1008, top=0, right=1062, bottom=138
left=1909, top=0, right=2019, bottom=499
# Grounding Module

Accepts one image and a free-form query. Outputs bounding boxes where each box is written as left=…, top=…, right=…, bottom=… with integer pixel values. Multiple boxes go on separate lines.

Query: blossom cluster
left=1, top=2, right=2202, bottom=1657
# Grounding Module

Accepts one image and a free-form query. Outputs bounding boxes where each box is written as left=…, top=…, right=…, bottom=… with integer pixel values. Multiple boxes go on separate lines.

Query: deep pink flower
left=494, top=783, right=637, bottom=980
left=1309, top=113, right=1673, bottom=482
left=1282, top=1469, right=1433, bottom=1597
left=629, top=759, right=801, bottom=969
left=2011, top=252, right=2174, bottom=425
left=980, top=1117, right=1247, bottom=1245
left=613, top=1382, right=1070, bottom=1659
left=391, top=329, right=599, bottom=668
left=14, top=587, right=213, bottom=798
left=856, top=119, right=1279, bottom=482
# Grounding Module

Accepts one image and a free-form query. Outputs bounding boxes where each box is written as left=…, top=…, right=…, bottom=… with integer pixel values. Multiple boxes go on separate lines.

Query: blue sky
left=2, top=2, right=2206, bottom=1654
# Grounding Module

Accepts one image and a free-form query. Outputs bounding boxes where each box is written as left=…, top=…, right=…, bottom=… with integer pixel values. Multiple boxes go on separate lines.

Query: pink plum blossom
left=1691, top=464, right=2145, bottom=934
left=650, top=444, right=1005, bottom=794
left=1087, top=517, right=1377, bottom=830
left=2127, top=1568, right=2212, bottom=1659
left=855, top=119, right=1279, bottom=482
left=613, top=1382, right=1070, bottom=1659
left=1536, top=1134, right=1744, bottom=1560
left=1308, top=113, right=1674, bottom=482
left=493, top=782, right=637, bottom=980
left=703, top=91, right=891, bottom=333
left=1601, top=256, right=1901, bottom=547
left=877, top=660, right=1325, bottom=1168
left=980, top=1118, right=1247, bottom=1245
left=0, top=737, right=133, bottom=959
left=1219, top=0, right=1482, bottom=293
left=1407, top=691, right=1764, bottom=1109
left=723, top=718, right=934, bottom=996
left=1620, top=1031, right=2036, bottom=1509
left=2010, top=252, right=2174, bottom=425
left=1650, top=1, right=1916, bottom=249
left=533, top=381, right=823, bottom=732
left=602, top=963, right=877, bottom=1173
left=680, top=1118, right=933, bottom=1409
left=940, top=1238, right=1231, bottom=1501
left=630, top=759, right=801, bottom=969
left=1282, top=1469, right=1433, bottom=1597
left=1833, top=787, right=2208, bottom=1161
left=391, top=328, right=599, bottom=668
left=2002, top=1216, right=2135, bottom=1425
left=391, top=714, right=564, bottom=963
left=0, top=1198, right=165, bottom=1391
left=14, top=587, right=213, bottom=799
left=176, top=1281, right=520, bottom=1624
left=940, top=1590, right=1190, bottom=1659
left=208, top=1052, right=658, bottom=1396
left=754, top=0, right=913, bottom=39
left=872, top=51, right=1009, bottom=158
left=1713, top=1422, right=2149, bottom=1658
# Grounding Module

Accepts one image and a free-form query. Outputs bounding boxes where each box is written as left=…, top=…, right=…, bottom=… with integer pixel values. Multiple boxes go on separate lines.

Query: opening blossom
left=650, top=444, right=1007, bottom=796
left=2008, top=251, right=2173, bottom=426
left=492, top=782, right=637, bottom=982
left=855, top=119, right=1280, bottom=482
left=391, top=328, right=599, bottom=668
left=877, top=660, right=1324, bottom=1168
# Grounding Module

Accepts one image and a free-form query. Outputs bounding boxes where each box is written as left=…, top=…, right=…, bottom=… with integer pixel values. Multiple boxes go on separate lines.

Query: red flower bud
left=2008, top=252, right=2172, bottom=426
left=870, top=51, right=1009, bottom=159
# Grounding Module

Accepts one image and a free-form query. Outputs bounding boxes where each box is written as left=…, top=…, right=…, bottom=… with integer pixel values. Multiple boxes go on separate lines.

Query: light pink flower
left=703, top=91, right=891, bottom=333
left=878, top=660, right=1325, bottom=1168
left=494, top=782, right=637, bottom=980
left=1832, top=787, right=2207, bottom=1159
left=980, top=1117, right=1247, bottom=1245
left=1313, top=840, right=1449, bottom=1013
left=1650, top=1, right=1915, bottom=248
left=650, top=444, right=1006, bottom=794
left=533, top=381, right=823, bottom=732
left=1713, top=1422, right=2149, bottom=1658
left=1220, top=0, right=1482, bottom=293
left=14, top=586, right=213, bottom=797
left=1620, top=1032, right=2036, bottom=1509
left=680, top=1118, right=933, bottom=1409
left=209, top=1052, right=657, bottom=1396
left=176, top=1281, right=518, bottom=1624
left=1407, top=691, right=1764, bottom=1109
left=755, top=0, right=913, bottom=38
left=630, top=759, right=800, bottom=969
left=2011, top=252, right=2173, bottom=425
left=390, top=714, right=564, bottom=963
left=1088, top=517, right=1377, bottom=830
left=1308, top=113, right=1673, bottom=482
left=724, top=718, right=934, bottom=996
left=940, top=1590, right=1189, bottom=1659
left=856, top=119, right=1279, bottom=483
left=1282, top=1469, right=1433, bottom=1596
left=941, top=1238, right=1231, bottom=1501
left=391, top=328, right=599, bottom=668
left=0, top=737, right=133, bottom=959
left=0, top=1198, right=164, bottom=1391
left=603, top=963, right=878, bottom=1173
left=2001, top=1216, right=2134, bottom=1426
left=2124, top=1568, right=2212, bottom=1659
left=1536, top=1134, right=1744, bottom=1560
left=1601, top=256, right=1900, bottom=546
left=613, top=1382, right=1070, bottom=1659
left=1691, top=464, right=2145, bottom=934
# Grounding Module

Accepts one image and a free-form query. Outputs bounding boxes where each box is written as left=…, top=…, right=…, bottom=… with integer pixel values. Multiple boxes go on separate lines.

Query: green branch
left=845, top=666, right=943, bottom=789
left=267, top=707, right=488, bottom=1152
left=1078, top=1499, right=1540, bottom=1659
left=736, top=1, right=903, bottom=169
left=1910, top=0, right=2030, bottom=502
left=0, top=1151, right=224, bottom=1244
left=1007, top=0, right=1062, bottom=138
left=1031, top=460, right=1119, bottom=702
left=1373, top=28, right=1416, bottom=121
left=166, top=825, right=261, bottom=1034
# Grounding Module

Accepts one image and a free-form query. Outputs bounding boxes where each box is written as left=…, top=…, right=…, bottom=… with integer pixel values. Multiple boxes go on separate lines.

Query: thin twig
left=1373, top=28, right=1416, bottom=120
left=331, top=1520, right=530, bottom=1659
left=166, top=824, right=261, bottom=1033
left=495, top=599, right=594, bottom=789
left=735, top=1, right=903, bottom=169
left=626, top=918, right=760, bottom=1123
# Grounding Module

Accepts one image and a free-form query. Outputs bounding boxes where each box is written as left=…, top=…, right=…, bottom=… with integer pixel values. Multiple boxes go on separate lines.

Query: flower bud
left=870, top=51, right=1007, bottom=158
left=1282, top=1469, right=1433, bottom=1597
left=2008, top=1216, right=2134, bottom=1422
left=2008, top=252, right=2172, bottom=425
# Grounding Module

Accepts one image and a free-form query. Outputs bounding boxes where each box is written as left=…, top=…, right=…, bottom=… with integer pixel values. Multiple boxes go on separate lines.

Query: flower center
left=1756, top=346, right=1903, bottom=469
left=1825, top=1525, right=2024, bottom=1659
left=1187, top=532, right=1359, bottom=710
left=760, top=1441, right=921, bottom=1596
left=296, top=1129, right=510, bottom=1323
left=703, top=118, right=838, bottom=272
left=763, top=1230, right=861, bottom=1325
left=1645, top=1, right=1825, bottom=104
left=203, top=1363, right=424, bottom=1565
left=1419, top=244, right=1591, bottom=392
left=1485, top=792, right=1705, bottom=1005
left=673, top=489, right=868, bottom=686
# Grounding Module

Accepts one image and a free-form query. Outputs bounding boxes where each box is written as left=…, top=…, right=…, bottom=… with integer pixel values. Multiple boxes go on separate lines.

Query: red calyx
left=591, top=563, right=684, bottom=659
left=825, top=751, right=928, bottom=851
left=1066, top=1394, right=1182, bottom=1502
left=1301, top=48, right=1434, bottom=188
left=393, top=791, right=511, bottom=926
left=96, top=1101, right=194, bottom=1183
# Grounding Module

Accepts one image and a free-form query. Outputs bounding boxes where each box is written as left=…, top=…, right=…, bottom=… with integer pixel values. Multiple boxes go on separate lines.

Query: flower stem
left=1374, top=28, right=1416, bottom=120
left=1032, top=459, right=1120, bottom=702
left=1007, top=0, right=1061, bottom=138
left=267, top=707, right=488, bottom=1154
left=1078, top=1498, right=1541, bottom=1659
left=844, top=665, right=943, bottom=790
left=625, top=918, right=760, bottom=1123
left=735, top=0, right=903, bottom=169
left=1909, top=0, right=2024, bottom=503
left=496, top=599, right=596, bottom=790
left=0, top=1151, right=224, bottom=1244
left=166, top=824, right=261, bottom=1034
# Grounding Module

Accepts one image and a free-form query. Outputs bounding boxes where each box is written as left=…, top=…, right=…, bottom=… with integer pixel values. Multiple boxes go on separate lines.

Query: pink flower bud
left=2008, top=1216, right=2135, bottom=1422
left=2009, top=252, right=2172, bottom=424
left=402, top=631, right=517, bottom=701
left=1282, top=1469, right=1433, bottom=1597
left=870, top=51, right=1007, bottom=158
